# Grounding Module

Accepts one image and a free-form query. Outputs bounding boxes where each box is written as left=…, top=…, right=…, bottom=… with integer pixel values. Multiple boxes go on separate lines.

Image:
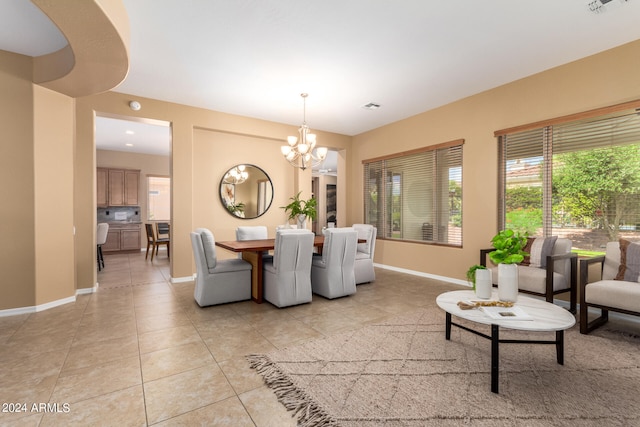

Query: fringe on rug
left=246, top=354, right=338, bottom=427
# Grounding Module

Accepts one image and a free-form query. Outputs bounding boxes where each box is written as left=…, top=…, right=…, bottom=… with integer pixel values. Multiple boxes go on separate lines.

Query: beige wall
left=0, top=51, right=37, bottom=310
left=33, top=85, right=75, bottom=305
left=0, top=51, right=75, bottom=310
left=350, top=39, right=640, bottom=282
left=97, top=149, right=170, bottom=233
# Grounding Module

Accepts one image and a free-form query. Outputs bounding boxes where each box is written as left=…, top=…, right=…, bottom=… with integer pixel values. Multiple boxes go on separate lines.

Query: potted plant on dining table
left=281, top=191, right=317, bottom=229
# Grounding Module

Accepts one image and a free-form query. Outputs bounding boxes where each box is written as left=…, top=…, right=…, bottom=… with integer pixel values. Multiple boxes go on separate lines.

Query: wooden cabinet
left=97, top=168, right=109, bottom=207
left=97, top=168, right=140, bottom=207
left=103, top=223, right=141, bottom=252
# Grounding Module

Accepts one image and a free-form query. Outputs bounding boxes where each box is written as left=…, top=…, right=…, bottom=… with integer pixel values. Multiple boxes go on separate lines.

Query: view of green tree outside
left=504, top=143, right=640, bottom=255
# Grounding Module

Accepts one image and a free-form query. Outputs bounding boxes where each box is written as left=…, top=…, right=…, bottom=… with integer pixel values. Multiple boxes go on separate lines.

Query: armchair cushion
left=522, top=236, right=557, bottom=268
left=585, top=279, right=640, bottom=313
left=517, top=267, right=567, bottom=293
left=615, top=238, right=640, bottom=282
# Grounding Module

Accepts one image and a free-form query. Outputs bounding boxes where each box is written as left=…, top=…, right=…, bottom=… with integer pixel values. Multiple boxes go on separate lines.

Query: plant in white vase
left=466, top=264, right=492, bottom=299
left=488, top=229, right=528, bottom=302
left=280, top=192, right=317, bottom=229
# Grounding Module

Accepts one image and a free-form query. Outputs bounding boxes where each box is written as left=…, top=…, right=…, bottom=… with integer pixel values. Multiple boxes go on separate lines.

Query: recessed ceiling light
left=125, top=143, right=134, bottom=147
left=362, top=102, right=381, bottom=110
left=125, top=130, right=134, bottom=135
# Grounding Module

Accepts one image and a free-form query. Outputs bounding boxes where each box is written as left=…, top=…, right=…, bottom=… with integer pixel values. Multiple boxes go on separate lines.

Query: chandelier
left=223, top=165, right=248, bottom=184
left=281, top=93, right=328, bottom=170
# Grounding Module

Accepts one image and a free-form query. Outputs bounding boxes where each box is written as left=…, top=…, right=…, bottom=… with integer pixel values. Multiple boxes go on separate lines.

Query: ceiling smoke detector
left=362, top=102, right=381, bottom=110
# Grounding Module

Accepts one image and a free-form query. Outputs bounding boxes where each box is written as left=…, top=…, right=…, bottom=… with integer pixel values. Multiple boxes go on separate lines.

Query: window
left=147, top=176, right=170, bottom=220
left=498, top=102, right=640, bottom=253
left=363, top=140, right=463, bottom=246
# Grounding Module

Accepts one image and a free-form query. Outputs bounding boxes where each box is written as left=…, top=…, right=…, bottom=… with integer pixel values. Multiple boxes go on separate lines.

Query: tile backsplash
left=97, top=206, right=141, bottom=223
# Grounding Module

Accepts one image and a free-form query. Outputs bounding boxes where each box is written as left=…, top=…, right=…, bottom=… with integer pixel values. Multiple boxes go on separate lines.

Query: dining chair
left=311, top=227, right=358, bottom=299
left=96, top=223, right=109, bottom=271
left=263, top=229, right=314, bottom=308
left=190, top=228, right=252, bottom=306
left=156, top=222, right=170, bottom=239
left=145, top=223, right=170, bottom=261
left=352, top=224, right=377, bottom=284
left=236, top=225, right=269, bottom=259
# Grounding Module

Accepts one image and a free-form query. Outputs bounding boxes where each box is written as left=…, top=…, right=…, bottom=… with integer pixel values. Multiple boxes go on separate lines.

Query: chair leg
left=99, top=246, right=104, bottom=270
left=146, top=242, right=151, bottom=260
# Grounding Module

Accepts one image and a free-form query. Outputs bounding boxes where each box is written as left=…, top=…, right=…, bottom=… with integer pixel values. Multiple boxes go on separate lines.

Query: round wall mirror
left=219, top=164, right=273, bottom=219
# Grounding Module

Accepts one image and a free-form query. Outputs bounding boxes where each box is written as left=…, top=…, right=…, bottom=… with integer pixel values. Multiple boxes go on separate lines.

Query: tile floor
left=0, top=250, right=461, bottom=426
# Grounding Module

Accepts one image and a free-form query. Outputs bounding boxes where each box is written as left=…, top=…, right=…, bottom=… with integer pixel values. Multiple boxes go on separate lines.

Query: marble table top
left=436, top=290, right=576, bottom=332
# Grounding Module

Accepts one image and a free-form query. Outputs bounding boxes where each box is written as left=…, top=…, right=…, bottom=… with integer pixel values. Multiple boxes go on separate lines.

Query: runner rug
left=247, top=308, right=640, bottom=426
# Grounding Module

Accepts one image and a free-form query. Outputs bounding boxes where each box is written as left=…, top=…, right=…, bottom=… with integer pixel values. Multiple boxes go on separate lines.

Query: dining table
left=216, top=235, right=362, bottom=303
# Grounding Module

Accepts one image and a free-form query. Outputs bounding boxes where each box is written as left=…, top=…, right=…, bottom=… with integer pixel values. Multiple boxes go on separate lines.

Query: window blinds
left=363, top=141, right=463, bottom=246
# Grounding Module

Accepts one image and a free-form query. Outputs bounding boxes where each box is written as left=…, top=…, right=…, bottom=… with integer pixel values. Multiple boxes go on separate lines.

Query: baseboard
left=171, top=274, right=195, bottom=284
left=77, top=285, right=98, bottom=295
left=373, top=262, right=469, bottom=287
left=0, top=295, right=76, bottom=318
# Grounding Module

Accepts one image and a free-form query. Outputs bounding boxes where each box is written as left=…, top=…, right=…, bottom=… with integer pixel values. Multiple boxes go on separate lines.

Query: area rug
left=247, top=308, right=640, bottom=426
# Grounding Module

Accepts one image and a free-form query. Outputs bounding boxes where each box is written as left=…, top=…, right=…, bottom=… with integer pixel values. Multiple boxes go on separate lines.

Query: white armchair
left=580, top=240, right=640, bottom=334
left=190, top=228, right=252, bottom=307
left=311, top=228, right=358, bottom=299
left=352, top=224, right=377, bottom=284
left=263, top=229, right=314, bottom=308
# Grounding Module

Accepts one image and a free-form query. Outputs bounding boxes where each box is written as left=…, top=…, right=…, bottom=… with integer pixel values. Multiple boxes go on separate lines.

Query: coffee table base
left=445, top=312, right=565, bottom=393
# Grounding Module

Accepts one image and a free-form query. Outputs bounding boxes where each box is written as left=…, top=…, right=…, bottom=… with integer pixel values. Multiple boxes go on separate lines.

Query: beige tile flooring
left=0, top=250, right=461, bottom=426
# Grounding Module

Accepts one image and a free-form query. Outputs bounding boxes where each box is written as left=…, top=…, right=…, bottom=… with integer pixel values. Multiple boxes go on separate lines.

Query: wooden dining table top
left=215, top=235, right=326, bottom=252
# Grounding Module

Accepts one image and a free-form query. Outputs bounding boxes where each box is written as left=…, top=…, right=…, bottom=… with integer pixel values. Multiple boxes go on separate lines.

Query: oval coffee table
left=436, top=289, right=576, bottom=393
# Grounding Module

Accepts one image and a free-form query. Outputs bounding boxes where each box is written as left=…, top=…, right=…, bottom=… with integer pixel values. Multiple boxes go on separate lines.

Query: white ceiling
left=2, top=0, right=640, bottom=161
left=95, top=116, right=172, bottom=157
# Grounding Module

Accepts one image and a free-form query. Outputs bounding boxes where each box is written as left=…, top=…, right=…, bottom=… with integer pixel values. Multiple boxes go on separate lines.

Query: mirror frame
left=219, top=164, right=274, bottom=219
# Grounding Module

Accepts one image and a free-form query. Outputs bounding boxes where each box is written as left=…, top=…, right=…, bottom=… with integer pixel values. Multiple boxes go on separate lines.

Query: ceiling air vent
left=362, top=102, right=381, bottom=110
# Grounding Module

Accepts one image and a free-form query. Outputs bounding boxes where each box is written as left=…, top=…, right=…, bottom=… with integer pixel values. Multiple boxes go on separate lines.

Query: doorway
left=95, top=114, right=172, bottom=257
left=312, top=149, right=339, bottom=233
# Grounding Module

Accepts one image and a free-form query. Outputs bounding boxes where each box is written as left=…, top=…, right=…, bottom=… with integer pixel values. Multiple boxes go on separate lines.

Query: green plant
left=488, top=229, right=528, bottom=265
left=465, top=264, right=487, bottom=290
left=280, top=192, right=317, bottom=221
left=226, top=201, right=245, bottom=216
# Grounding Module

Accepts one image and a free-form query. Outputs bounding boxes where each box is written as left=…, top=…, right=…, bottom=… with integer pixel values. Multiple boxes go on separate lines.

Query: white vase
left=296, top=214, right=307, bottom=229
left=498, top=263, right=518, bottom=302
left=475, top=269, right=493, bottom=299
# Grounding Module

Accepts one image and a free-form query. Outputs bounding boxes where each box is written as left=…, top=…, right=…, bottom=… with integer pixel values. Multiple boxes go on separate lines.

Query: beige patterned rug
left=248, top=308, right=640, bottom=426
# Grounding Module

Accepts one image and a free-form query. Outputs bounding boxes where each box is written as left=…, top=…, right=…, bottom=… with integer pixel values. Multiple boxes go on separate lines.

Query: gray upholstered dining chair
left=352, top=223, right=377, bottom=284
left=96, top=222, right=109, bottom=271
left=311, top=228, right=358, bottom=299
left=236, top=225, right=269, bottom=259
left=263, top=229, right=314, bottom=308
left=190, top=228, right=252, bottom=307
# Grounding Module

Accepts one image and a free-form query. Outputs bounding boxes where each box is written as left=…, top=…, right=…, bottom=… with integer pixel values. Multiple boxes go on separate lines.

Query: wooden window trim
left=362, top=139, right=464, bottom=164
left=494, top=99, right=640, bottom=137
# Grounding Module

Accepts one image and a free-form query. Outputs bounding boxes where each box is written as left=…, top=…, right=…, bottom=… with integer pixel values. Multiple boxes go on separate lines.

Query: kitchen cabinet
left=108, top=169, right=140, bottom=206
left=97, top=168, right=108, bottom=207
left=97, top=168, right=140, bottom=207
left=102, top=223, right=142, bottom=252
